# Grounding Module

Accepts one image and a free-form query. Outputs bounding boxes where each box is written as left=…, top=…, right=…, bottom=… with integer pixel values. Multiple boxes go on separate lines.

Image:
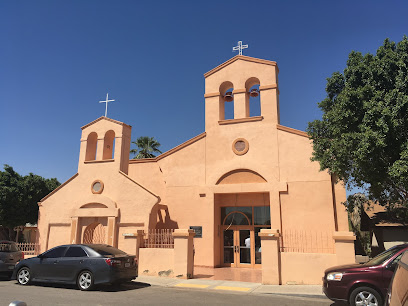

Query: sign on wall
left=189, top=226, right=202, bottom=238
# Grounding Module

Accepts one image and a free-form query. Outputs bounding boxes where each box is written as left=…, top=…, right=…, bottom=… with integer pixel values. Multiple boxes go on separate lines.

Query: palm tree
left=130, top=136, right=162, bottom=159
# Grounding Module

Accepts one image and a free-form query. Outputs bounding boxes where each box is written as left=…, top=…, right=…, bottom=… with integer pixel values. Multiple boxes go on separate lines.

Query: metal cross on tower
left=99, top=93, right=115, bottom=117
left=233, top=41, right=248, bottom=55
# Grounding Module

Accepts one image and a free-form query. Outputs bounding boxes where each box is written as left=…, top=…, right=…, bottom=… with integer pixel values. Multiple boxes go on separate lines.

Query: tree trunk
left=15, top=229, right=20, bottom=242
left=6, top=227, right=16, bottom=241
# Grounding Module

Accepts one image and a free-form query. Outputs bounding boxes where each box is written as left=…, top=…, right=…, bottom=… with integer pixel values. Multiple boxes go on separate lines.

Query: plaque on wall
left=189, top=226, right=202, bottom=238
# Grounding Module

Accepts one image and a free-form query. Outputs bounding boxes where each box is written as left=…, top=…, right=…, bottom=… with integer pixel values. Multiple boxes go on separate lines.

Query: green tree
left=130, top=136, right=162, bottom=159
left=307, top=37, right=408, bottom=222
left=0, top=165, right=60, bottom=240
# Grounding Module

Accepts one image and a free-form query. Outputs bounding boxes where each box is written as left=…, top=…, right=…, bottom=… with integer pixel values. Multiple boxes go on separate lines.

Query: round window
left=232, top=138, right=249, bottom=155
left=91, top=180, right=104, bottom=194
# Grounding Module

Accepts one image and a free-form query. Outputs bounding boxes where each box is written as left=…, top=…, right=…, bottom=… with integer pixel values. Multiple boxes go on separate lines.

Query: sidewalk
left=134, top=275, right=326, bottom=298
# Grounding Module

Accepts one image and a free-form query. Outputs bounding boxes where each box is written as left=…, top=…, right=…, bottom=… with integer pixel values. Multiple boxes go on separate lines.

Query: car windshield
left=366, top=246, right=403, bottom=266
left=0, top=242, right=18, bottom=252
left=88, top=245, right=127, bottom=257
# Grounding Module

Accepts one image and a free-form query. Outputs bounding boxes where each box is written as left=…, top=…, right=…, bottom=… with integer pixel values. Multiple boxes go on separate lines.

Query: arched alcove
left=216, top=169, right=267, bottom=185
left=83, top=222, right=106, bottom=244
left=219, top=81, right=234, bottom=120
left=245, top=77, right=261, bottom=117
left=85, top=132, right=98, bottom=161
left=80, top=203, right=108, bottom=209
left=103, top=130, right=115, bottom=160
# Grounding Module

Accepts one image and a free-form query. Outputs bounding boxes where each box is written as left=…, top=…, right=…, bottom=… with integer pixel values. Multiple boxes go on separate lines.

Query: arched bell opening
left=103, top=130, right=115, bottom=160
left=219, top=81, right=234, bottom=120
left=245, top=77, right=261, bottom=117
left=85, top=132, right=98, bottom=161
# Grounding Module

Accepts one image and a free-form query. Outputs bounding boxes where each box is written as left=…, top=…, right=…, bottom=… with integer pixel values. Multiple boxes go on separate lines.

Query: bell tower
left=78, top=117, right=132, bottom=174
left=203, top=55, right=279, bottom=132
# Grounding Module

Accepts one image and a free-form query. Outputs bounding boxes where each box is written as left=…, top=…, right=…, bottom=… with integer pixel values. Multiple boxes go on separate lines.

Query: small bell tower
left=78, top=117, right=132, bottom=174
left=203, top=55, right=279, bottom=132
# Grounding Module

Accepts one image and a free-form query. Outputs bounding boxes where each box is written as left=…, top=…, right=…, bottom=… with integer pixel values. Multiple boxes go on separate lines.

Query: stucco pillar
left=259, top=86, right=279, bottom=123
left=135, top=230, right=144, bottom=259
left=259, top=229, right=281, bottom=285
left=96, top=138, right=104, bottom=160
left=233, top=90, right=249, bottom=119
left=332, top=179, right=349, bottom=232
left=173, top=229, right=195, bottom=279
left=333, top=232, right=356, bottom=265
left=270, top=189, right=283, bottom=230
left=107, top=217, right=117, bottom=247
left=70, top=217, right=80, bottom=244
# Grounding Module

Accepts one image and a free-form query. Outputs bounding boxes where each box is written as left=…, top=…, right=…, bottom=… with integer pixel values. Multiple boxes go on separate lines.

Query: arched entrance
left=83, top=222, right=106, bottom=244
left=217, top=193, right=272, bottom=269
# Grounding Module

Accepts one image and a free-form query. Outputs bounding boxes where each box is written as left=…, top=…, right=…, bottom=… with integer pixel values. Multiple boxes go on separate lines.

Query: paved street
left=0, top=278, right=339, bottom=306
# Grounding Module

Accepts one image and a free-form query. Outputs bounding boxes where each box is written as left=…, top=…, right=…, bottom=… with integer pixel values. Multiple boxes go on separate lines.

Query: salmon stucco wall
left=139, top=248, right=174, bottom=276
left=280, top=252, right=337, bottom=284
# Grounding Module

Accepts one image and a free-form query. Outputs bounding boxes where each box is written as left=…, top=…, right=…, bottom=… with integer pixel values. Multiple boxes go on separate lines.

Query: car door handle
left=79, top=260, right=84, bottom=264
left=53, top=260, right=59, bottom=264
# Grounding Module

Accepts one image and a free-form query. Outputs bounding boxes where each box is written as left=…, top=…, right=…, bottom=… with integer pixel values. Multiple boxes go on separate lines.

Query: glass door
left=222, top=227, right=253, bottom=267
left=223, top=229, right=235, bottom=266
left=238, top=229, right=251, bottom=266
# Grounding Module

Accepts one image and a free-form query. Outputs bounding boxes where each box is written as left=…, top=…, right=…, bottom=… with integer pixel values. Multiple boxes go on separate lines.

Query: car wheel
left=349, top=286, right=382, bottom=306
left=17, top=267, right=31, bottom=286
left=77, top=270, right=94, bottom=291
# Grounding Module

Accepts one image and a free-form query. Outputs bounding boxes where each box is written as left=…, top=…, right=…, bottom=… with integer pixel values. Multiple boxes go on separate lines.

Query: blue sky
left=1, top=1, right=407, bottom=193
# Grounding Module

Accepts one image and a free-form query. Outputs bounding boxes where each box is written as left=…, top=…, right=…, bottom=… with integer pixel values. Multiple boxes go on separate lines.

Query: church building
left=37, top=55, right=355, bottom=284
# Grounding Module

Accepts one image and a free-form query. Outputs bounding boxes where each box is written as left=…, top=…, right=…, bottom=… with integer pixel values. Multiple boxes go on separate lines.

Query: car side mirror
left=388, top=261, right=398, bottom=272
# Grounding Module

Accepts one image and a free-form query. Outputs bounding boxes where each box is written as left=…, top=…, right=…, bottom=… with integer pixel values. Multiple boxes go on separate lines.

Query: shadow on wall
left=149, top=204, right=179, bottom=230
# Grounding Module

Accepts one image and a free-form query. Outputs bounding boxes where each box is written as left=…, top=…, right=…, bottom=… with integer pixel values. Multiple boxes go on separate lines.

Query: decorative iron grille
left=279, top=229, right=335, bottom=254
left=142, top=229, right=174, bottom=248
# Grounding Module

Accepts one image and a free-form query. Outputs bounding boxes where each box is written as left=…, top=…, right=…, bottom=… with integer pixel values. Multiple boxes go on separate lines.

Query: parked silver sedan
left=0, top=241, right=24, bottom=278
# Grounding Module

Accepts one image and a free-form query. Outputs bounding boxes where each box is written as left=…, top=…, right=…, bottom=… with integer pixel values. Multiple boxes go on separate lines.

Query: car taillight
left=105, top=258, right=121, bottom=266
left=134, top=257, right=138, bottom=265
left=21, top=252, right=24, bottom=259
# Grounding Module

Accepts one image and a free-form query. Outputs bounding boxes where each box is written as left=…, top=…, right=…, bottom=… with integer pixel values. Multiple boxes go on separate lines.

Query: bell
left=249, top=88, right=259, bottom=97
left=224, top=91, right=234, bottom=102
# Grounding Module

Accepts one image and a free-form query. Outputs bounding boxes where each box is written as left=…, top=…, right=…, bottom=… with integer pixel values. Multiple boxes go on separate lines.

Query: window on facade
left=221, top=207, right=252, bottom=225
left=254, top=206, right=271, bottom=225
left=64, top=247, right=88, bottom=258
left=43, top=246, right=67, bottom=258
left=223, top=212, right=250, bottom=225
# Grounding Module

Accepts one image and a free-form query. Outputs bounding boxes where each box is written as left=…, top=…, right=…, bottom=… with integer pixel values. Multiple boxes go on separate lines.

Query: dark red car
left=323, top=244, right=408, bottom=306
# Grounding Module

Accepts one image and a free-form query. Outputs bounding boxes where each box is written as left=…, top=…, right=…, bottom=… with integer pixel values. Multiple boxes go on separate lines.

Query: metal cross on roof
left=99, top=93, right=115, bottom=117
left=233, top=41, right=248, bottom=55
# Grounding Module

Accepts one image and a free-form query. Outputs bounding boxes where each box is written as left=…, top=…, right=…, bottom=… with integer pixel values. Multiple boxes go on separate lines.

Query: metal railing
left=17, top=243, right=40, bottom=255
left=279, top=229, right=335, bottom=254
left=142, top=229, right=174, bottom=248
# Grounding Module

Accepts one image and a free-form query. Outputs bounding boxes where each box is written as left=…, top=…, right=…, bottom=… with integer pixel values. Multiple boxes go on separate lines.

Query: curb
left=133, top=276, right=325, bottom=297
